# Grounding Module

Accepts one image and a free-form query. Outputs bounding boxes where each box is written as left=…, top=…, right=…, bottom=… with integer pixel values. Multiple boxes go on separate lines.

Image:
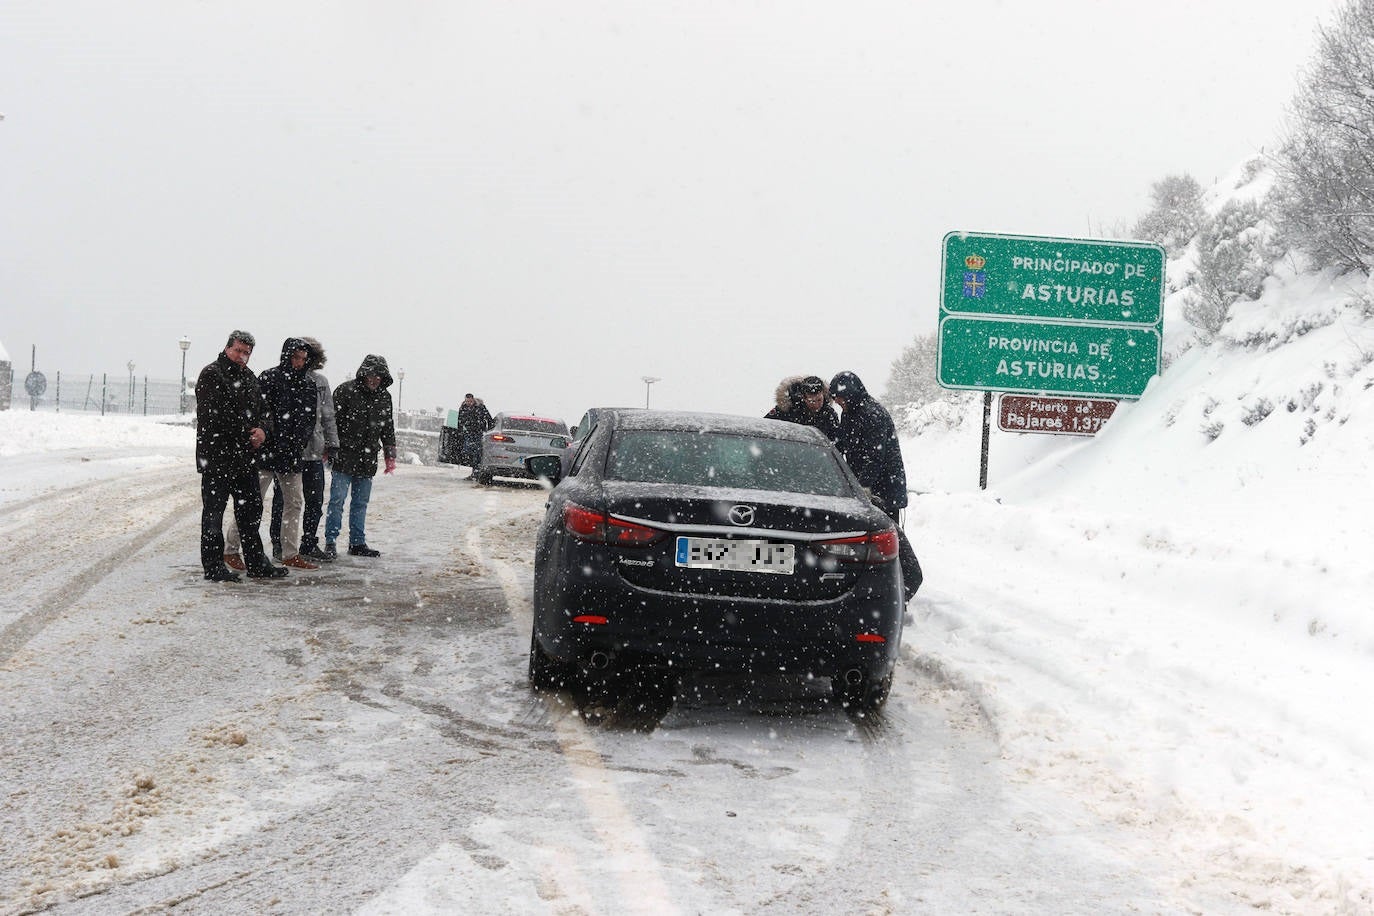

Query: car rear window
left=605, top=430, right=851, bottom=496
left=502, top=417, right=569, bottom=435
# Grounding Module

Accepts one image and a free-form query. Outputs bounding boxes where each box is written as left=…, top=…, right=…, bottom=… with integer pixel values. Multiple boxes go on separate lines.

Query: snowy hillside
left=902, top=165, right=1374, bottom=910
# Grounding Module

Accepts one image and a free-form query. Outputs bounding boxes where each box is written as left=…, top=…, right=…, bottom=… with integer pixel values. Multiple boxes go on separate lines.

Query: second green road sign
left=938, top=231, right=1165, bottom=398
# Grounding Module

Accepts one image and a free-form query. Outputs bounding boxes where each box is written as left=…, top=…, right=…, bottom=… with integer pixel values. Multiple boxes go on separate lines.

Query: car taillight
left=489, top=433, right=515, bottom=443
left=562, top=503, right=665, bottom=547
left=815, top=529, right=899, bottom=564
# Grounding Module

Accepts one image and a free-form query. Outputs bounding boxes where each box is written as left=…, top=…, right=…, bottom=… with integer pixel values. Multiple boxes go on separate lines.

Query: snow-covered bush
left=892, top=391, right=979, bottom=436
left=1181, top=198, right=1282, bottom=340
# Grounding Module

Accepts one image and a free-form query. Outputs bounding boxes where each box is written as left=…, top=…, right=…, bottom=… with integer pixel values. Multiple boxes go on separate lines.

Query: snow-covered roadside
left=0, top=410, right=192, bottom=458
left=0, top=412, right=193, bottom=509
left=901, top=266, right=1374, bottom=910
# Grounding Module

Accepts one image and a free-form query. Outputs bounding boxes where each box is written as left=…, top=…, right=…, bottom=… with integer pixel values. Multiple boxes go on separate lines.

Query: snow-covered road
left=0, top=459, right=1217, bottom=914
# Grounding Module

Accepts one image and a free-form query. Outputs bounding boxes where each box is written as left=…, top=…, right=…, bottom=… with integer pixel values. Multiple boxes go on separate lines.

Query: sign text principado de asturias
left=938, top=232, right=1165, bottom=399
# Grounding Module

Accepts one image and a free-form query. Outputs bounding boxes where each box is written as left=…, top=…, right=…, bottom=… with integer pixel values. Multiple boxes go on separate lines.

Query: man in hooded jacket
left=764, top=374, right=839, bottom=441
left=226, top=337, right=319, bottom=571
left=829, top=370, right=923, bottom=600
left=269, top=336, right=338, bottom=563
left=325, top=354, right=397, bottom=558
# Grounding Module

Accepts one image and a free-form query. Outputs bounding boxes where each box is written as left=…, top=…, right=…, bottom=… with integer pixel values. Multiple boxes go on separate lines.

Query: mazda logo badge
left=728, top=505, right=755, bottom=526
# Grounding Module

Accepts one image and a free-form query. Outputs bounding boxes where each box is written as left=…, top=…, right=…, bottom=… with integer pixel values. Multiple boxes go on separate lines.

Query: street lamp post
left=178, top=336, right=191, bottom=414
left=641, top=375, right=661, bottom=408
left=127, top=361, right=135, bottom=413
left=397, top=369, right=405, bottom=417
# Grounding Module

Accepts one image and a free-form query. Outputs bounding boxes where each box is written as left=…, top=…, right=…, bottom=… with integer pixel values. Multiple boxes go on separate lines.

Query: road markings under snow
left=472, top=496, right=680, bottom=916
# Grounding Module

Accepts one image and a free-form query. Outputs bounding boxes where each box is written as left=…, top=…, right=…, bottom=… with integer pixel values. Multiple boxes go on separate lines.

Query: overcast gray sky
left=0, top=0, right=1338, bottom=422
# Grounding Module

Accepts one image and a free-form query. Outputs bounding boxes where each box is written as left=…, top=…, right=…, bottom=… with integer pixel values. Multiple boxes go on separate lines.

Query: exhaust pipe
left=588, top=650, right=613, bottom=671
left=843, top=668, right=864, bottom=686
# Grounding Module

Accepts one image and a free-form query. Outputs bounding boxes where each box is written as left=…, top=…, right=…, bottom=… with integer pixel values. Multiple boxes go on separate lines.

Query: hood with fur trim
left=772, top=374, right=830, bottom=413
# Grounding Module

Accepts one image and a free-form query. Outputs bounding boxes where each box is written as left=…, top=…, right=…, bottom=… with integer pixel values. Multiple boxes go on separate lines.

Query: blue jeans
left=325, top=470, right=373, bottom=547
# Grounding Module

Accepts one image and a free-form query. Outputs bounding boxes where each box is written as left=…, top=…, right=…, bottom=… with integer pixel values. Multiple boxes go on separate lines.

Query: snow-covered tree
left=1131, top=174, right=1206, bottom=256
left=1272, top=0, right=1374, bottom=272
left=881, top=332, right=943, bottom=422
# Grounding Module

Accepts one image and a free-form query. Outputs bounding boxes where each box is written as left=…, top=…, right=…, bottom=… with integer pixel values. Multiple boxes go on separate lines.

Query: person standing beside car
left=829, top=370, right=923, bottom=600
left=194, top=330, right=283, bottom=581
left=455, top=393, right=493, bottom=468
left=764, top=374, right=839, bottom=441
left=324, top=354, right=397, bottom=559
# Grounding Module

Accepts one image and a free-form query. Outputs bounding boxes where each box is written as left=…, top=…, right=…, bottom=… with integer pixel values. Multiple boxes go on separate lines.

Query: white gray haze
left=0, top=0, right=1336, bottom=422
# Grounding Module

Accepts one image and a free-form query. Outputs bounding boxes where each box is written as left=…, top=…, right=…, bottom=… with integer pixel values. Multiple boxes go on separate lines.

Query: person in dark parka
left=829, top=370, right=923, bottom=599
left=270, top=336, right=338, bottom=563
left=194, top=330, right=282, bottom=581
left=226, top=337, right=319, bottom=570
left=764, top=374, right=839, bottom=441
left=455, top=393, right=494, bottom=468
left=324, top=354, right=397, bottom=558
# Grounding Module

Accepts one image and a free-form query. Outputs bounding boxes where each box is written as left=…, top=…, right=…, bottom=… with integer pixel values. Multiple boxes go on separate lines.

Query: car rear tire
left=473, top=470, right=492, bottom=485
left=529, top=631, right=575, bottom=691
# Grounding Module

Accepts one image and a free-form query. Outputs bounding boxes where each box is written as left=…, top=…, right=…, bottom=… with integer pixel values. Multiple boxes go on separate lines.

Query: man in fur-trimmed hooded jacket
left=324, top=354, right=397, bottom=558
left=226, top=337, right=320, bottom=571
left=764, top=374, right=838, bottom=441
left=269, top=335, right=338, bottom=562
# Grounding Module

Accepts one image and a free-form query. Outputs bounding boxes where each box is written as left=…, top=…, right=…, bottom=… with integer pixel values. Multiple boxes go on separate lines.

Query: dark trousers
left=882, top=507, right=924, bottom=599
left=200, top=468, right=269, bottom=574
left=270, top=460, right=325, bottom=552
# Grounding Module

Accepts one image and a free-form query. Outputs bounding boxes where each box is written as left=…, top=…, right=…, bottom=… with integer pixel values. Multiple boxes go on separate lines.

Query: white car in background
left=473, top=413, right=570, bottom=485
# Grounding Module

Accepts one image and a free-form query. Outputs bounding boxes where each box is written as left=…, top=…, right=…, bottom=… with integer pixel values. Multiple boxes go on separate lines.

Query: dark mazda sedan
left=525, top=409, right=907, bottom=711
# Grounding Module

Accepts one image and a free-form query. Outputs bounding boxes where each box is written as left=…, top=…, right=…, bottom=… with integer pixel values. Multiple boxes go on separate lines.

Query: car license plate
left=674, top=537, right=794, bottom=574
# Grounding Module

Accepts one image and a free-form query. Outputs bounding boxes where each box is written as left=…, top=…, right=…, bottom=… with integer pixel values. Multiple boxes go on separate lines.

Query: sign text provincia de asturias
left=937, top=232, right=1165, bottom=399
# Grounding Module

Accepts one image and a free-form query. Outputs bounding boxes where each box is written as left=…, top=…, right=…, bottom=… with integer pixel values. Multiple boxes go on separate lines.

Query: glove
left=384, top=457, right=397, bottom=475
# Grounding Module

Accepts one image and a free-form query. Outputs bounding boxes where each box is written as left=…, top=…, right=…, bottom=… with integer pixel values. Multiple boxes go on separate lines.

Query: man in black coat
left=455, top=393, right=493, bottom=468
left=226, top=337, right=319, bottom=571
left=194, top=330, right=284, bottom=581
left=764, top=374, right=839, bottom=441
left=829, top=370, right=923, bottom=600
left=324, top=354, right=398, bottom=558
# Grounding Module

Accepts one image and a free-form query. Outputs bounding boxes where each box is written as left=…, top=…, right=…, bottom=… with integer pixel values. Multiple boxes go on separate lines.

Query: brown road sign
left=998, top=395, right=1117, bottom=436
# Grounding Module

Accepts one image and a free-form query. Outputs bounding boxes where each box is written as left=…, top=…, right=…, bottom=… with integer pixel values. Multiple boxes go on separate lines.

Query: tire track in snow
left=0, top=478, right=197, bottom=663
left=470, top=488, right=681, bottom=916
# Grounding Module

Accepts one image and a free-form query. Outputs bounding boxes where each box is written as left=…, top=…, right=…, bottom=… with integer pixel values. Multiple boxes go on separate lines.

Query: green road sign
left=942, top=231, right=1165, bottom=326
left=937, top=316, right=1160, bottom=399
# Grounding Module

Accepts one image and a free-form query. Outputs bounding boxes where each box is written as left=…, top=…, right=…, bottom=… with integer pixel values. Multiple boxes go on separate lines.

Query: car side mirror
left=524, top=454, right=563, bottom=486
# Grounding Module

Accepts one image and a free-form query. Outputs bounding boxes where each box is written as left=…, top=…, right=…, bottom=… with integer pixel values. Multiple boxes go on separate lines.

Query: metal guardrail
left=7, top=372, right=191, bottom=416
